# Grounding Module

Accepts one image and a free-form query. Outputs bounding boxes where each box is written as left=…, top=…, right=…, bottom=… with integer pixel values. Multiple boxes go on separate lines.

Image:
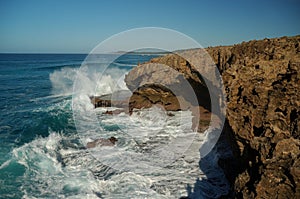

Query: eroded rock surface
left=125, top=54, right=212, bottom=112
left=210, top=36, right=300, bottom=198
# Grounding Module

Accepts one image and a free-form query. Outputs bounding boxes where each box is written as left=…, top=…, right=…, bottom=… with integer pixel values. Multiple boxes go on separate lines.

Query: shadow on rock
left=181, top=123, right=239, bottom=199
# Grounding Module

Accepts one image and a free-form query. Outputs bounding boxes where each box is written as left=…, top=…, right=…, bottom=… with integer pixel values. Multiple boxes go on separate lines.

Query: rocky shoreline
left=207, top=36, right=300, bottom=198
left=91, top=35, right=300, bottom=198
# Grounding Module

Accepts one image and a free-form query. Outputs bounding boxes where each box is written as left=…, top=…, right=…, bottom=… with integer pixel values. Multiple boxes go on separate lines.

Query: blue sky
left=0, top=0, right=299, bottom=53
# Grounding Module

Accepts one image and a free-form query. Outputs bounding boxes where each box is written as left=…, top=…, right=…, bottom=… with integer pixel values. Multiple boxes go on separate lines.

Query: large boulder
left=124, top=51, right=218, bottom=132
left=125, top=54, right=212, bottom=112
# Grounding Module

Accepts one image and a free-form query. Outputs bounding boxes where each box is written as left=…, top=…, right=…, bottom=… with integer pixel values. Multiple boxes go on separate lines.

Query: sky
left=0, top=0, right=299, bottom=53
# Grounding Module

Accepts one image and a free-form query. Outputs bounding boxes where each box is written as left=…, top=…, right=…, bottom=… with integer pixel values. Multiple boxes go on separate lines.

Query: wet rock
left=90, top=90, right=131, bottom=108
left=103, top=109, right=126, bottom=115
left=87, top=137, right=118, bottom=148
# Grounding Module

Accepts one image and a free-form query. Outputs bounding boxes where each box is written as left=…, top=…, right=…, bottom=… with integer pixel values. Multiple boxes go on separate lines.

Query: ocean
left=0, top=53, right=230, bottom=199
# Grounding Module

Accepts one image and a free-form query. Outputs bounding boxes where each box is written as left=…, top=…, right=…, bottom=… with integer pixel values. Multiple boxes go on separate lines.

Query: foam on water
left=1, top=84, right=207, bottom=198
left=1, top=98, right=230, bottom=198
left=0, top=56, right=231, bottom=198
left=9, top=132, right=99, bottom=198
left=49, top=65, right=129, bottom=97
left=4, top=116, right=204, bottom=198
left=48, top=64, right=228, bottom=198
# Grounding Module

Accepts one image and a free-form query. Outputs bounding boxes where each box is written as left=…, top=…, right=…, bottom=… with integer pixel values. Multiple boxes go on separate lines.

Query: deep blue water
left=0, top=54, right=84, bottom=145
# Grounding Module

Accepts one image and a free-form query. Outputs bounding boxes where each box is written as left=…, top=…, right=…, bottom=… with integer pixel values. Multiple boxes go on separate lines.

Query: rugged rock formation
left=124, top=35, right=300, bottom=198
left=208, top=36, right=300, bottom=198
left=125, top=52, right=212, bottom=112
left=124, top=50, right=218, bottom=132
left=128, top=84, right=182, bottom=111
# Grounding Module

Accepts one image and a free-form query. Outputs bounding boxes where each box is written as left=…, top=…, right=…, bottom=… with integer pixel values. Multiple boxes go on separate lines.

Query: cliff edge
left=124, top=35, right=300, bottom=198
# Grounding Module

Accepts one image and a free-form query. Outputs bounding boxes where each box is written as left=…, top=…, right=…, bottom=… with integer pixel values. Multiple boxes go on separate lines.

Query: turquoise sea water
left=0, top=54, right=230, bottom=198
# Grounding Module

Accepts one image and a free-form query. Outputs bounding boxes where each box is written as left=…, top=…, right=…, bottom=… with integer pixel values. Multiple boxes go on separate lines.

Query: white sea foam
left=6, top=102, right=231, bottom=198
left=12, top=132, right=98, bottom=198
left=9, top=127, right=203, bottom=198
left=0, top=159, right=11, bottom=170
left=49, top=67, right=78, bottom=96
left=6, top=100, right=214, bottom=198
left=49, top=65, right=129, bottom=97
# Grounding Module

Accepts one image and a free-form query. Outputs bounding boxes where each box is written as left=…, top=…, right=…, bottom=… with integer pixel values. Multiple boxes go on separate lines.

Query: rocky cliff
left=124, top=35, right=300, bottom=198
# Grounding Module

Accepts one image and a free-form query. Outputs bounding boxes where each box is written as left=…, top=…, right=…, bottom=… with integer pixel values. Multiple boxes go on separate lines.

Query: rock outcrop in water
left=87, top=136, right=118, bottom=148
left=124, top=53, right=212, bottom=112
left=91, top=90, right=131, bottom=109
left=124, top=35, right=300, bottom=198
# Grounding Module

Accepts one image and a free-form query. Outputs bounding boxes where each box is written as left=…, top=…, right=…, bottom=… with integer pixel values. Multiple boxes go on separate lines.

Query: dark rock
left=87, top=136, right=118, bottom=148
left=90, top=90, right=131, bottom=108
left=103, top=109, right=126, bottom=115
